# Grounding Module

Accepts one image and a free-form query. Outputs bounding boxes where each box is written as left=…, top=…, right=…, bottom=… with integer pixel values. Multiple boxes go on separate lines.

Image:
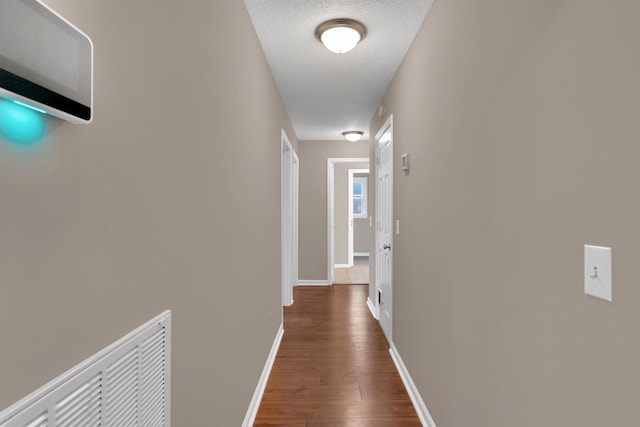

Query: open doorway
left=334, top=168, right=370, bottom=284
left=348, top=169, right=370, bottom=260
left=328, top=159, right=369, bottom=285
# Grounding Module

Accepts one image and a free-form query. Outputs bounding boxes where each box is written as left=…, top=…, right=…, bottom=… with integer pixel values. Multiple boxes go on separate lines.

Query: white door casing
left=292, top=151, right=299, bottom=294
left=376, top=115, right=393, bottom=342
left=348, top=171, right=354, bottom=268
left=281, top=130, right=298, bottom=306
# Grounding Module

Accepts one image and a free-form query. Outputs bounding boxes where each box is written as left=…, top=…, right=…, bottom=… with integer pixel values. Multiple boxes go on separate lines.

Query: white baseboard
left=389, top=344, right=437, bottom=427
left=242, top=324, right=284, bottom=427
left=354, top=252, right=370, bottom=257
left=334, top=263, right=351, bottom=268
left=366, top=297, right=379, bottom=319
left=297, top=280, right=331, bottom=286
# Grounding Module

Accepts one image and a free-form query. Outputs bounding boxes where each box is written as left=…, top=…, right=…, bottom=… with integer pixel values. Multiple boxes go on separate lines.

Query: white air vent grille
left=24, top=414, right=47, bottom=427
left=104, top=348, right=138, bottom=426
left=0, top=311, right=171, bottom=427
left=55, top=374, right=102, bottom=427
left=140, top=330, right=166, bottom=427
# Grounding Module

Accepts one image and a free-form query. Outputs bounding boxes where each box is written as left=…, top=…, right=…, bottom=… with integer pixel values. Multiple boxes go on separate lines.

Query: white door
left=376, top=116, right=393, bottom=342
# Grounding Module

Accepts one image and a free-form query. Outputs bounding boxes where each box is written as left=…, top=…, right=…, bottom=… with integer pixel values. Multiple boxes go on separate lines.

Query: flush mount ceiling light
left=316, top=19, right=366, bottom=54
left=342, top=130, right=364, bottom=142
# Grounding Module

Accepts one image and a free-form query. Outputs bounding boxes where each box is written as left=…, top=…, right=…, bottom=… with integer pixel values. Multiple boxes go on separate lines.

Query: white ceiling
left=244, top=0, right=434, bottom=141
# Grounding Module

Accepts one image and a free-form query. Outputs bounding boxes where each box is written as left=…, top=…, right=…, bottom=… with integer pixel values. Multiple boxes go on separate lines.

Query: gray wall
left=353, top=218, right=369, bottom=255
left=0, top=1, right=296, bottom=425
left=298, top=141, right=369, bottom=281
left=371, top=0, right=640, bottom=426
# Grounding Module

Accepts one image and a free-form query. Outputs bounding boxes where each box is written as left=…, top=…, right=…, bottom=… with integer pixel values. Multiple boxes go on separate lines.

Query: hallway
left=254, top=285, right=420, bottom=426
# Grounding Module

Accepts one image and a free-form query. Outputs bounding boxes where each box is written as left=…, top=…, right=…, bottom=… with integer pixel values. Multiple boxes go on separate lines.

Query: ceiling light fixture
left=342, top=130, right=364, bottom=142
left=316, top=19, right=366, bottom=54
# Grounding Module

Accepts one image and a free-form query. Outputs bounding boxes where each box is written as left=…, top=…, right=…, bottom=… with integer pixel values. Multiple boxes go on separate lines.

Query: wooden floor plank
left=254, top=285, right=420, bottom=426
left=306, top=418, right=423, bottom=427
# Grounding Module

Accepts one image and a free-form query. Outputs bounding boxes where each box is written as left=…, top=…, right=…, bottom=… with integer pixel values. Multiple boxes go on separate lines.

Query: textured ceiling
left=244, top=0, right=433, bottom=141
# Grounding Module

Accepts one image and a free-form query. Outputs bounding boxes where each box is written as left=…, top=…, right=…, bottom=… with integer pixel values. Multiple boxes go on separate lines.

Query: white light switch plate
left=584, top=245, right=612, bottom=302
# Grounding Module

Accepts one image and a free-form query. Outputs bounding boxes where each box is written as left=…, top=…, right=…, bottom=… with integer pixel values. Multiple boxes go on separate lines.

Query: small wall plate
left=584, top=244, right=612, bottom=302
left=401, top=153, right=410, bottom=171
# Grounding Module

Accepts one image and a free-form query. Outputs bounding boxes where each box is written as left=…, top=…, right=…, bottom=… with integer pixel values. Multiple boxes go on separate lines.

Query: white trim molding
left=297, top=280, right=332, bottom=286
left=366, top=297, right=379, bottom=319
left=389, top=344, right=438, bottom=427
left=354, top=252, right=370, bottom=257
left=242, top=324, right=284, bottom=427
left=281, top=130, right=298, bottom=308
left=334, top=263, right=351, bottom=268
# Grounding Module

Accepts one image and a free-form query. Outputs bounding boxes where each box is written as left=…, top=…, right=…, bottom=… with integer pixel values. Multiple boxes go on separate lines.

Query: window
left=353, top=176, right=367, bottom=218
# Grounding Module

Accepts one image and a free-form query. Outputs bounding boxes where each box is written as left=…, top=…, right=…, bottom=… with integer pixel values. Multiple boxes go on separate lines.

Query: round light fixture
left=316, top=19, right=366, bottom=54
left=342, top=130, right=364, bottom=142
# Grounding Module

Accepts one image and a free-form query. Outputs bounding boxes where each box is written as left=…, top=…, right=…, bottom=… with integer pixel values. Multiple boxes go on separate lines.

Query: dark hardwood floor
left=254, top=285, right=421, bottom=427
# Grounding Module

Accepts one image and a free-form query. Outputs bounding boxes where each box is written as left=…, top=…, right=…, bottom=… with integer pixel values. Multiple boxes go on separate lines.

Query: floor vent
left=0, top=311, right=171, bottom=427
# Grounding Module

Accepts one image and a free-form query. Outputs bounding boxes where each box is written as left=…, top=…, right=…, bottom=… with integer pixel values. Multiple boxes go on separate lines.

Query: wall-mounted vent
left=0, top=311, right=171, bottom=427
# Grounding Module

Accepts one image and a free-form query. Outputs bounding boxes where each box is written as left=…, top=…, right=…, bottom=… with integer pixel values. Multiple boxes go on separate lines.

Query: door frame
left=327, top=157, right=368, bottom=284
left=348, top=169, right=370, bottom=266
left=281, top=130, right=298, bottom=307
left=374, top=115, right=393, bottom=340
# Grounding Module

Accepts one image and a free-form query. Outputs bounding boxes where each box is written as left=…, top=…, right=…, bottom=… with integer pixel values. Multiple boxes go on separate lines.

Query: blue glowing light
left=12, top=99, right=48, bottom=114
left=0, top=98, right=47, bottom=145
